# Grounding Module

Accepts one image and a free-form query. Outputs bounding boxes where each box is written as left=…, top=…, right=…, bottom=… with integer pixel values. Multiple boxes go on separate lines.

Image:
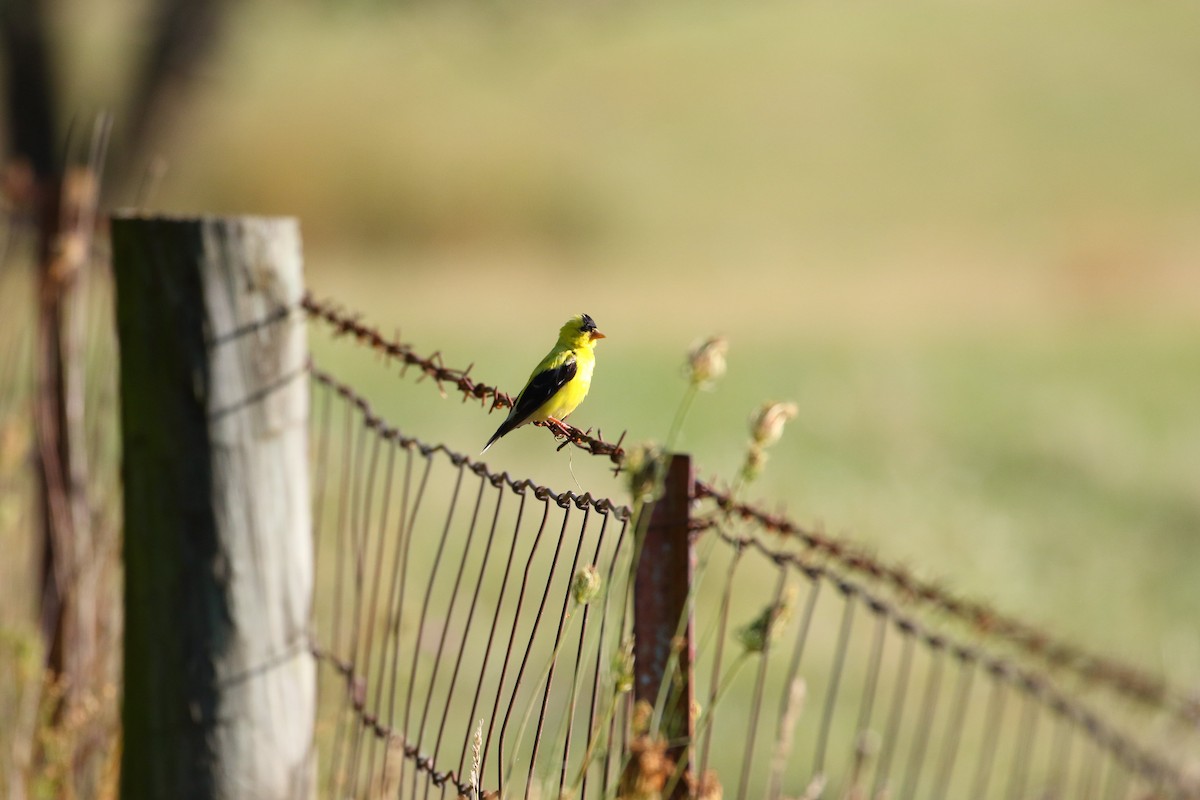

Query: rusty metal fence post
left=634, top=453, right=695, bottom=798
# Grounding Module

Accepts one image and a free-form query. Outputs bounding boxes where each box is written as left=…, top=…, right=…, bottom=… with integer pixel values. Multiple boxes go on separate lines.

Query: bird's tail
left=480, top=423, right=507, bottom=455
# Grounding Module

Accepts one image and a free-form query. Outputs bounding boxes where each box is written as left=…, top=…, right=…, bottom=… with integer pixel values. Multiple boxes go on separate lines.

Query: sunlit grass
left=5, top=0, right=1200, bottom=791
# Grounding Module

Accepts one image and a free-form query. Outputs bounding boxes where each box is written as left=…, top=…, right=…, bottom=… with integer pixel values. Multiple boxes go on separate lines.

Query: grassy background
left=4, top=0, right=1200, bottom=790
left=135, top=0, right=1198, bottom=670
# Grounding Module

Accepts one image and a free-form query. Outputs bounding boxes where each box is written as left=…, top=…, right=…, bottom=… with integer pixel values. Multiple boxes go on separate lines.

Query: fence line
left=691, top=482, right=1197, bottom=727
left=700, top=526, right=1186, bottom=794
left=302, top=291, right=1198, bottom=731
left=308, top=364, right=636, bottom=799
left=305, top=307, right=1198, bottom=797
left=4, top=252, right=1198, bottom=798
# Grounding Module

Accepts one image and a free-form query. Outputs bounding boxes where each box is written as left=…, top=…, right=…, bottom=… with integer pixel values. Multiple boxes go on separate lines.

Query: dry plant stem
left=658, top=650, right=753, bottom=800
left=571, top=691, right=621, bottom=790
left=697, top=548, right=742, bottom=779
left=693, top=651, right=752, bottom=747
left=664, top=383, right=699, bottom=455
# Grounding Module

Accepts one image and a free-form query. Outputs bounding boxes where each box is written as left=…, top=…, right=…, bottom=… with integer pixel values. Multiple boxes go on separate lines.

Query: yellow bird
left=482, top=314, right=606, bottom=453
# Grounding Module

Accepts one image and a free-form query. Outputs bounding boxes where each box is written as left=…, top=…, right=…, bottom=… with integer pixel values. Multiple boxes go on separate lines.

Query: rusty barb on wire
left=302, top=292, right=1197, bottom=729
left=309, top=362, right=631, bottom=522
left=710, top=527, right=1191, bottom=791
left=302, top=292, right=627, bottom=468
left=692, top=478, right=1200, bottom=728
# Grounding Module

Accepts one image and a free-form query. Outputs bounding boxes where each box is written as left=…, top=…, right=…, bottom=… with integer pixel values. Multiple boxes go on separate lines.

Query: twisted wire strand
left=692, top=480, right=1200, bottom=727
left=308, top=361, right=633, bottom=797
left=705, top=526, right=1194, bottom=795
left=308, top=362, right=631, bottom=522
left=302, top=292, right=1194, bottom=726
left=310, top=644, right=477, bottom=797
left=302, top=293, right=628, bottom=466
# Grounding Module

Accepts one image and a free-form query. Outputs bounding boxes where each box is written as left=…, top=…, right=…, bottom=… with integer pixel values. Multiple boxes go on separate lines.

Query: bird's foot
left=546, top=418, right=572, bottom=439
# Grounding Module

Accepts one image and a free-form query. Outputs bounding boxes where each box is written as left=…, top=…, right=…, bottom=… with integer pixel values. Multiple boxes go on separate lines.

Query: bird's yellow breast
left=530, top=350, right=594, bottom=423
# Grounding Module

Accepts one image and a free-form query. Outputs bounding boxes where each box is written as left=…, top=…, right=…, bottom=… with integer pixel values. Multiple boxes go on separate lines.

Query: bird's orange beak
left=590, top=331, right=606, bottom=341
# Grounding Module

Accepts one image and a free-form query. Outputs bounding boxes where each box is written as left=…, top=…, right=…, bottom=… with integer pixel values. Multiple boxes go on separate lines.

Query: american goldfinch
left=482, top=313, right=606, bottom=453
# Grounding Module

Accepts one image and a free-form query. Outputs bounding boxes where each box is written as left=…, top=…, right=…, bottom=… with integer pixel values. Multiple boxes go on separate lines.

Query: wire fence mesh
left=1, top=249, right=1198, bottom=798
left=303, top=295, right=1199, bottom=799
left=309, top=365, right=635, bottom=799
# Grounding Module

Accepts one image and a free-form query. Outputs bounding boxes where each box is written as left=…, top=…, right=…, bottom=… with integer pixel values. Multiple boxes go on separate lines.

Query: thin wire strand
left=899, top=635, right=945, bottom=800
left=929, top=649, right=976, bottom=799
left=1005, top=684, right=1041, bottom=800
left=697, top=543, right=745, bottom=780
left=526, top=507, right=591, bottom=798
left=969, top=666, right=1009, bottom=799
left=736, top=569, right=788, bottom=800
left=767, top=571, right=823, bottom=799
left=871, top=627, right=916, bottom=799
left=812, top=584, right=856, bottom=780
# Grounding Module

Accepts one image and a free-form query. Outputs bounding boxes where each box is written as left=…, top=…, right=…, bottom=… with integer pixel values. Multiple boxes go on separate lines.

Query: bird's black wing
left=484, top=354, right=577, bottom=451
left=510, top=354, right=577, bottom=425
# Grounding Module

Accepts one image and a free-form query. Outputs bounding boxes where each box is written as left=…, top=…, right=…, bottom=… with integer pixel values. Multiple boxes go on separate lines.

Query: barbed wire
left=308, top=361, right=636, bottom=798
left=309, top=362, right=632, bottom=521
left=705, top=525, right=1197, bottom=794
left=302, top=293, right=628, bottom=466
left=692, top=480, right=1200, bottom=729
left=303, top=292, right=1200, bottom=730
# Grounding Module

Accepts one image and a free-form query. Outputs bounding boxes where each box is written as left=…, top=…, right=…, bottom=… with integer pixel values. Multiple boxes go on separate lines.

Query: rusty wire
left=303, top=293, right=1197, bottom=730
left=302, top=293, right=627, bottom=465
left=308, top=363, right=635, bottom=798
left=309, top=362, right=631, bottom=521
left=705, top=525, right=1195, bottom=795
left=691, top=479, right=1200, bottom=728
left=309, top=644, right=477, bottom=797
left=9, top=237, right=1194, bottom=796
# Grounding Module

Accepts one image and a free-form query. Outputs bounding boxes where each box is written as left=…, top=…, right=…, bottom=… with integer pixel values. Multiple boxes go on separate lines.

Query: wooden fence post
left=634, top=453, right=695, bottom=799
left=111, top=215, right=314, bottom=799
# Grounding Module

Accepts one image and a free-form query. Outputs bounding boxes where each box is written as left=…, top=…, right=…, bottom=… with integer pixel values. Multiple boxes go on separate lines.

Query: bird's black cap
left=580, top=313, right=597, bottom=333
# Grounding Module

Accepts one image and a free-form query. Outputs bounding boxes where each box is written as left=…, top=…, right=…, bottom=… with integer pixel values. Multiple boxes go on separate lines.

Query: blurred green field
left=137, top=0, right=1196, bottom=681
left=5, top=0, right=1200, bottom=791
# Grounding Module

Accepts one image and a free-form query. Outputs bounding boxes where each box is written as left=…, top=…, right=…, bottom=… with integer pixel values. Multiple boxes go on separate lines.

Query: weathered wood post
left=112, top=215, right=314, bottom=799
left=633, top=453, right=695, bottom=799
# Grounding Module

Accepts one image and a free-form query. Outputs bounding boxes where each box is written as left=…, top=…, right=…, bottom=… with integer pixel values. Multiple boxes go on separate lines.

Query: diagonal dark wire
left=766, top=564, right=823, bottom=799
left=526, top=506, right=591, bottom=799
left=401, top=459, right=467, bottom=799
left=377, top=444, right=416, bottom=786
left=460, top=486, right=527, bottom=787
left=928, top=647, right=976, bottom=799
left=871, top=625, right=915, bottom=799
left=345, top=431, right=386, bottom=797
left=358, top=441, right=400, bottom=796
left=486, top=498, right=552, bottom=792
left=697, top=539, right=745, bottom=781
left=969, top=663, right=1009, bottom=798
left=433, top=475, right=503, bottom=779
left=812, top=582, right=856, bottom=780
left=898, top=633, right=945, bottom=800
left=843, top=602, right=888, bottom=798
left=736, top=569, right=788, bottom=800
left=559, top=510, right=613, bottom=799
left=1005, top=679, right=1041, bottom=800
